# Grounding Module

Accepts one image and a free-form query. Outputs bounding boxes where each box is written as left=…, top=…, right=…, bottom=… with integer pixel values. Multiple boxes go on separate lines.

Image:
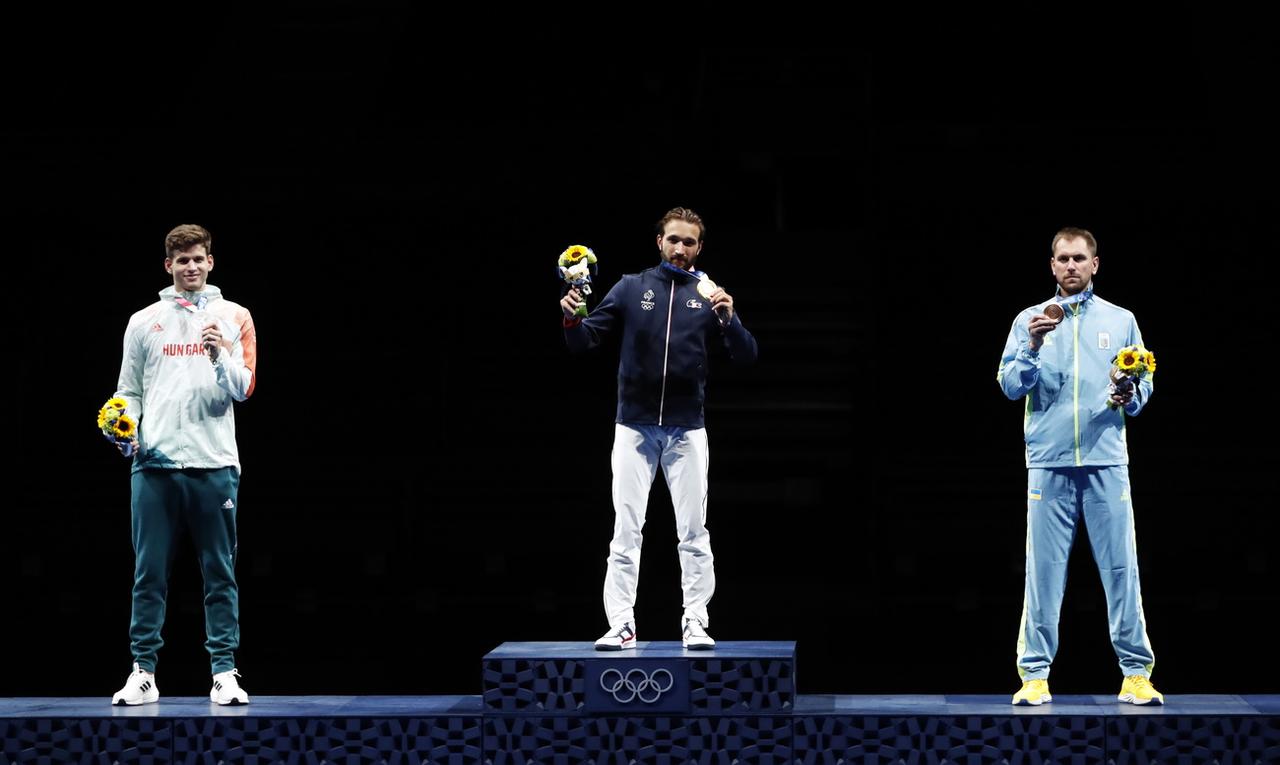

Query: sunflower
left=112, top=414, right=136, bottom=439
left=1143, top=350, right=1157, bottom=374
left=559, top=244, right=596, bottom=266
left=106, top=397, right=128, bottom=410
left=99, top=405, right=123, bottom=430
left=1116, top=347, right=1142, bottom=372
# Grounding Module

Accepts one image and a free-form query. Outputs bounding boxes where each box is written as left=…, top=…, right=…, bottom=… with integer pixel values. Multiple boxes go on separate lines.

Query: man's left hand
left=709, top=288, right=734, bottom=324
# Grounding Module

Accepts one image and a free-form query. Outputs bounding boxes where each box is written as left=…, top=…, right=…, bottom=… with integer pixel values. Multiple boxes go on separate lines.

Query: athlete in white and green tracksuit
left=115, top=267, right=257, bottom=675
left=997, top=275, right=1156, bottom=682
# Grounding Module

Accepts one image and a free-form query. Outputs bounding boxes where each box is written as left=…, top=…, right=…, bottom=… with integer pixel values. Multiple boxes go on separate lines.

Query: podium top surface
left=3, top=694, right=1277, bottom=718
left=0, top=696, right=482, bottom=719
left=796, top=694, right=1280, bottom=717
left=484, top=641, right=796, bottom=659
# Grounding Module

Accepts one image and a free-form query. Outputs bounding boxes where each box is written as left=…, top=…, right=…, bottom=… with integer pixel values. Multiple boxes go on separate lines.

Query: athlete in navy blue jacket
left=561, top=207, right=757, bottom=650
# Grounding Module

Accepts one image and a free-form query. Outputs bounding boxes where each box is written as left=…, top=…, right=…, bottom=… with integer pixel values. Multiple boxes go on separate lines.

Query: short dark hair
left=1051, top=227, right=1097, bottom=258
left=657, top=207, right=706, bottom=241
left=165, top=224, right=212, bottom=259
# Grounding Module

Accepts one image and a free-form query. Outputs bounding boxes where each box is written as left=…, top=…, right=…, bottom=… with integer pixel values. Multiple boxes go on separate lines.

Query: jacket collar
left=656, top=261, right=702, bottom=283
left=1051, top=280, right=1095, bottom=313
left=159, top=284, right=223, bottom=303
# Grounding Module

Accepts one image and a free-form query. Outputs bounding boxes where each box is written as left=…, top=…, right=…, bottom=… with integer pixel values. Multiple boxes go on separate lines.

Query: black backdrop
left=4, top=9, right=1275, bottom=698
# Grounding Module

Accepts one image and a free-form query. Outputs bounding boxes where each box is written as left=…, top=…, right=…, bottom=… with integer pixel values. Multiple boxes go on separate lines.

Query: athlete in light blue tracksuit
left=997, top=227, right=1162, bottom=706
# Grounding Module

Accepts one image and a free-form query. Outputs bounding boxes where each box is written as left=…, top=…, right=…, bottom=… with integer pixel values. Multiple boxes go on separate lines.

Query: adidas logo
left=222, top=499, right=235, bottom=509
left=151, top=323, right=164, bottom=333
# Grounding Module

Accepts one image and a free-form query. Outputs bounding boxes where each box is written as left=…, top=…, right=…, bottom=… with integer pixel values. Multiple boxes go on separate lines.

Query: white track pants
left=603, top=423, right=714, bottom=628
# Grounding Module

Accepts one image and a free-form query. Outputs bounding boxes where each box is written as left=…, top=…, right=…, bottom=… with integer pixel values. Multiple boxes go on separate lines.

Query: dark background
left=4, top=8, right=1275, bottom=698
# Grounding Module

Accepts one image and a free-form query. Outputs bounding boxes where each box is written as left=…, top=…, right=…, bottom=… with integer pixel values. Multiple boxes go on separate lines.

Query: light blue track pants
left=1016, top=465, right=1155, bottom=680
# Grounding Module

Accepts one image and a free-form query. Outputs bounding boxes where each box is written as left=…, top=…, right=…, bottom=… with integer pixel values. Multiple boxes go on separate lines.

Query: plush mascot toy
left=558, top=244, right=598, bottom=318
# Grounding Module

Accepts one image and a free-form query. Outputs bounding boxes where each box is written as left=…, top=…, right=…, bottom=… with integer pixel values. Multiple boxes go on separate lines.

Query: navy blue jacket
left=565, top=264, right=758, bottom=428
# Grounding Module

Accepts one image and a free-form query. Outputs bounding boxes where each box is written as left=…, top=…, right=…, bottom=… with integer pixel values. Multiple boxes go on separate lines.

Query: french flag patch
left=1028, top=488, right=1043, bottom=501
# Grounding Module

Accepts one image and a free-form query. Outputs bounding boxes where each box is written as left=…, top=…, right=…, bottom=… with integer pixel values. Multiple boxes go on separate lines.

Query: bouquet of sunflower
left=1108, top=346, right=1157, bottom=409
left=558, top=244, right=598, bottom=318
left=98, top=397, right=138, bottom=456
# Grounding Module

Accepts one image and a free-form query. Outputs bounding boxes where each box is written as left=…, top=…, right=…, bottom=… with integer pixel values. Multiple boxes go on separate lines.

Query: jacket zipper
left=658, top=282, right=675, bottom=425
left=1072, top=303, right=1081, bottom=466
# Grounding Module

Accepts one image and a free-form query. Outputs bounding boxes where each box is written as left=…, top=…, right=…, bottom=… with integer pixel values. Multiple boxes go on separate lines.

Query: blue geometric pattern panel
left=1, top=718, right=172, bottom=765
left=1108, top=715, right=1280, bottom=765
left=483, top=716, right=792, bottom=765
left=689, top=659, right=794, bottom=714
left=484, top=716, right=589, bottom=765
left=5, top=697, right=1278, bottom=765
left=174, top=717, right=304, bottom=765
left=793, top=715, right=1107, bottom=765
left=402, top=717, right=485, bottom=765
left=483, top=660, right=586, bottom=714
left=96, top=719, right=176, bottom=765
left=684, top=717, right=792, bottom=765
left=171, top=717, right=483, bottom=765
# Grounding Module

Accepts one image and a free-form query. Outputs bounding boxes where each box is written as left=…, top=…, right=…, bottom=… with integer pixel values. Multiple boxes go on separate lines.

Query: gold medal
left=697, top=276, right=718, bottom=300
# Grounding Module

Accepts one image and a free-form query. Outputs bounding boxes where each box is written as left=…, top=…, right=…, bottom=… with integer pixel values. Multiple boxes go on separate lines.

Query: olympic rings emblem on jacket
left=599, top=667, right=675, bottom=704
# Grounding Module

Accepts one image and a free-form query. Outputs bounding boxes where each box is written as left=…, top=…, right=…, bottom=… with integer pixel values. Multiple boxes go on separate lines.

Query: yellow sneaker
left=1118, top=675, right=1164, bottom=705
left=1012, top=679, right=1052, bottom=706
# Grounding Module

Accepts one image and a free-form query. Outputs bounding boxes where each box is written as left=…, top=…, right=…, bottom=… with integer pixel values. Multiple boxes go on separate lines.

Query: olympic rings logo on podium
left=598, top=667, right=675, bottom=704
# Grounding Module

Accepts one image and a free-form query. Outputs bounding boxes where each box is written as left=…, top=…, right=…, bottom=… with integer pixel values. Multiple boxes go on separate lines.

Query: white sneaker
left=112, top=662, right=159, bottom=706
left=682, top=617, right=715, bottom=650
left=594, top=622, right=637, bottom=651
left=210, top=668, right=249, bottom=705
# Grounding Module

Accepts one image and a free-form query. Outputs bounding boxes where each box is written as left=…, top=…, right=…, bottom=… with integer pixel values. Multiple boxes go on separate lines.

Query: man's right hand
left=560, top=287, right=583, bottom=319
left=1027, top=314, right=1058, bottom=351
